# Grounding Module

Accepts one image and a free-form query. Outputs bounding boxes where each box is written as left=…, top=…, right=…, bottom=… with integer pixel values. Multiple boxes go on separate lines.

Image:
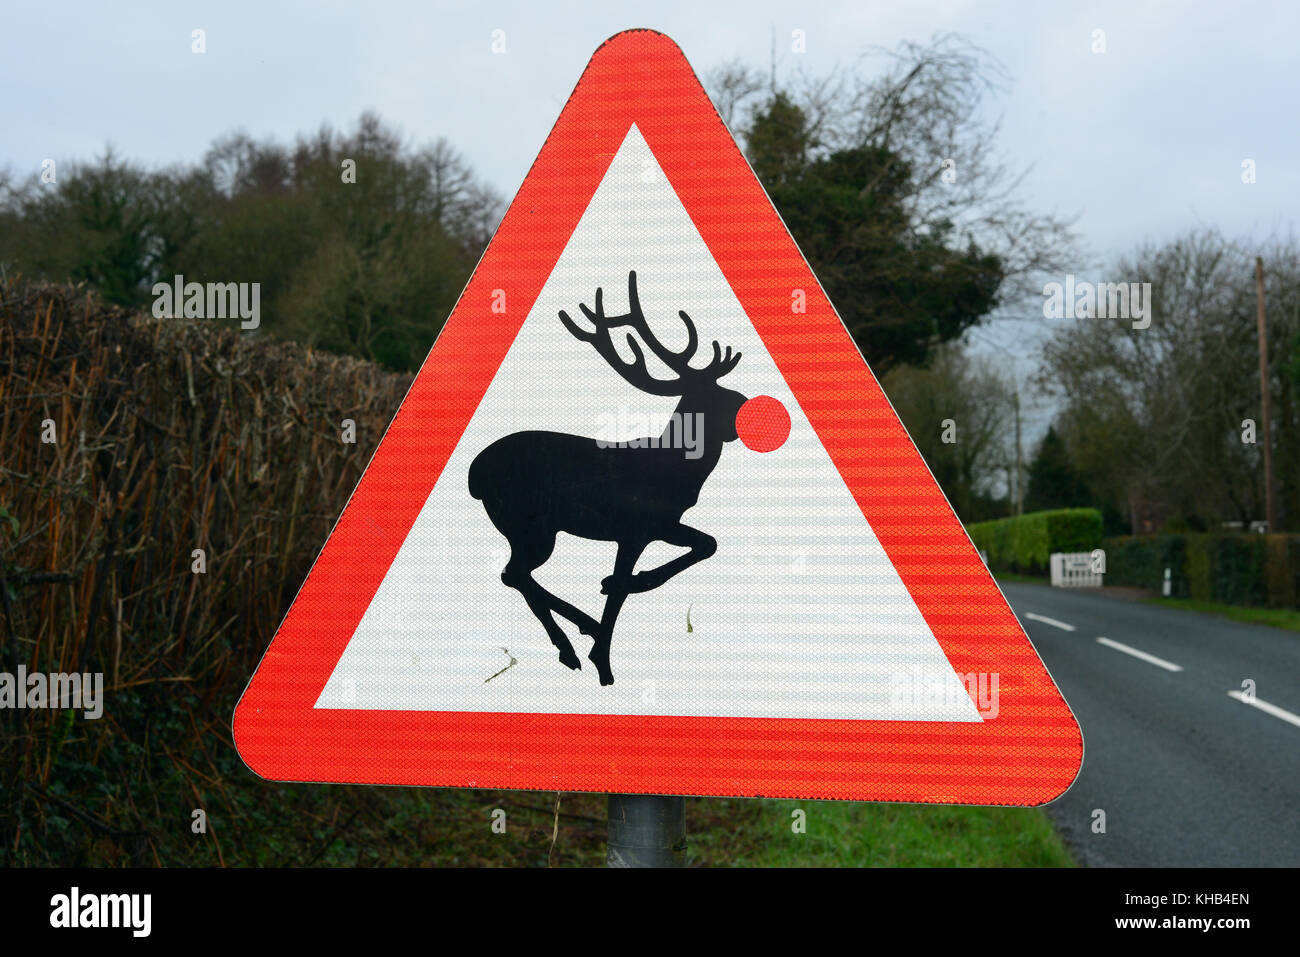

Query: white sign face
left=317, top=125, right=981, bottom=723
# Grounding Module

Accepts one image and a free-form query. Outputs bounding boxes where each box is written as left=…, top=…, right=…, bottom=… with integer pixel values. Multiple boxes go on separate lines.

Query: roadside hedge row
left=966, top=508, right=1104, bottom=574
left=1103, top=533, right=1300, bottom=608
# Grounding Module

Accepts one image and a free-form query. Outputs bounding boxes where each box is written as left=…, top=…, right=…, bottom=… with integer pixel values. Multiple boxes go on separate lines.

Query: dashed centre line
left=1227, top=690, right=1300, bottom=729
left=1024, top=612, right=1076, bottom=632
left=1016, top=594, right=1300, bottom=733
left=1096, top=636, right=1183, bottom=672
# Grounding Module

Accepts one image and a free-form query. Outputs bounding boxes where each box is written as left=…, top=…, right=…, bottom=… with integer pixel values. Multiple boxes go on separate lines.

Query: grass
left=1141, top=597, right=1300, bottom=634
left=23, top=724, right=1077, bottom=867
left=687, top=798, right=1073, bottom=867
left=400, top=790, right=1075, bottom=867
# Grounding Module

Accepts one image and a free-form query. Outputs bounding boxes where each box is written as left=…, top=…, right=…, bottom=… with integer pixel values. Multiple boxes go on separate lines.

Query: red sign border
left=233, top=30, right=1082, bottom=806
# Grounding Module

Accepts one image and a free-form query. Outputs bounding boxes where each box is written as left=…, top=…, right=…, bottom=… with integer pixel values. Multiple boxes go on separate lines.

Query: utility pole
left=1256, top=257, right=1276, bottom=532
left=1014, top=389, right=1024, bottom=516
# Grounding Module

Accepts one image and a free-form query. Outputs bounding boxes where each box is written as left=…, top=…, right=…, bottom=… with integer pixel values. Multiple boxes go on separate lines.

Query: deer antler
left=621, top=271, right=699, bottom=376
left=558, top=271, right=741, bottom=394
left=697, top=340, right=743, bottom=379
left=560, top=279, right=683, bottom=396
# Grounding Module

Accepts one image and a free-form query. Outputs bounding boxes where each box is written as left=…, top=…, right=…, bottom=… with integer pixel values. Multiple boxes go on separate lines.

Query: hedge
left=967, top=508, right=1103, bottom=574
left=1103, top=533, right=1300, bottom=609
left=0, top=280, right=415, bottom=864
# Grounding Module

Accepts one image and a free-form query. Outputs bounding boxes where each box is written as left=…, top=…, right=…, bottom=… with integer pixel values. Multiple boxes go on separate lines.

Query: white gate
left=1050, top=551, right=1103, bottom=588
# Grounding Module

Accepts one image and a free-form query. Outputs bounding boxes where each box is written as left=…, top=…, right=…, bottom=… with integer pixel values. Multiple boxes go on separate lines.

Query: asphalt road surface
left=997, top=580, right=1300, bottom=867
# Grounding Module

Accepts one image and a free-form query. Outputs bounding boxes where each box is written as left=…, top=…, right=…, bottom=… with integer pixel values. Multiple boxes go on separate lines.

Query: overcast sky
left=3, top=0, right=1297, bottom=436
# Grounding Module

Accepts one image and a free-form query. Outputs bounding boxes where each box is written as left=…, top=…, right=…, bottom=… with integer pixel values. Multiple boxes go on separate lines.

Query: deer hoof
left=587, top=651, right=613, bottom=685
left=558, top=649, right=582, bottom=670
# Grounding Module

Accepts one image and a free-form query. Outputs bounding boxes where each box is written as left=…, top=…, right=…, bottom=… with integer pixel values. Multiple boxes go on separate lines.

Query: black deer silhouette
left=469, top=270, right=747, bottom=686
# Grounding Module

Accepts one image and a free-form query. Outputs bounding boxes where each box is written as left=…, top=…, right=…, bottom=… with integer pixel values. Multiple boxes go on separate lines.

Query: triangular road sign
left=234, top=29, right=1082, bottom=805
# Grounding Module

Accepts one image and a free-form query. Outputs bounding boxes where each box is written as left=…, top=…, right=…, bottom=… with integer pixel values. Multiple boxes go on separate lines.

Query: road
left=997, top=580, right=1300, bottom=867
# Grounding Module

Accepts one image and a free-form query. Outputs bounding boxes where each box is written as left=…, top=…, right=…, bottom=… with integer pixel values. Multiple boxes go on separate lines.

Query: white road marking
left=1095, top=636, right=1183, bottom=672
left=1024, top=612, right=1076, bottom=632
left=1227, top=690, right=1300, bottom=729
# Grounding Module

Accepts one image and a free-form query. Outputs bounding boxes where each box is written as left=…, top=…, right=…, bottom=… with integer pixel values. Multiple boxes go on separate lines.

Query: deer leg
left=539, top=592, right=601, bottom=638
left=603, top=524, right=717, bottom=595
left=510, top=570, right=601, bottom=638
left=589, top=541, right=646, bottom=686
left=501, top=546, right=586, bottom=670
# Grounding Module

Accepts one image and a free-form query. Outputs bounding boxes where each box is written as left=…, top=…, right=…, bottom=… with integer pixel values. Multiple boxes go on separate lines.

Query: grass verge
left=411, top=790, right=1075, bottom=867
left=1140, top=597, right=1300, bottom=634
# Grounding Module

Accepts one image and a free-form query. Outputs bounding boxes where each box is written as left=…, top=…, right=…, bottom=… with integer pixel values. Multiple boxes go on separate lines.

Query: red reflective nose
left=735, top=395, right=790, bottom=452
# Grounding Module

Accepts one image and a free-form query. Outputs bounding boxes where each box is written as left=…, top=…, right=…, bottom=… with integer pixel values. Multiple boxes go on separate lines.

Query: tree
left=0, top=114, right=504, bottom=372
left=1038, top=229, right=1300, bottom=532
left=881, top=343, right=1016, bottom=522
left=1024, top=426, right=1087, bottom=512
left=707, top=35, right=1077, bottom=371
left=1264, top=237, right=1300, bottom=531
left=746, top=95, right=1003, bottom=371
left=0, top=149, right=170, bottom=306
left=170, top=113, right=505, bottom=369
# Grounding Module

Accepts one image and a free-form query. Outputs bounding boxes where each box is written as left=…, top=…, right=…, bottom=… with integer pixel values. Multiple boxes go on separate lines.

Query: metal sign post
left=606, top=794, right=686, bottom=867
